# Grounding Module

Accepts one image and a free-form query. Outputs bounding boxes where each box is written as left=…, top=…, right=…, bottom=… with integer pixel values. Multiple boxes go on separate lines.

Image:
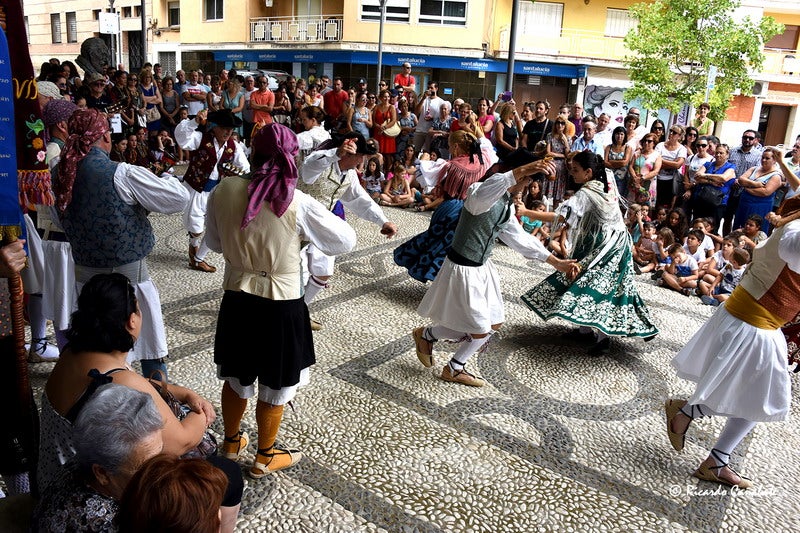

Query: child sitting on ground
left=633, top=221, right=658, bottom=274
left=626, top=203, right=646, bottom=243
left=650, top=227, right=676, bottom=280
left=739, top=214, right=768, bottom=252
left=698, top=247, right=750, bottom=306
left=516, top=198, right=548, bottom=240
left=697, top=235, right=736, bottom=286
left=660, top=242, right=699, bottom=296
left=691, top=217, right=719, bottom=254
left=683, top=229, right=706, bottom=264
left=380, top=162, right=414, bottom=207
left=360, top=156, right=384, bottom=201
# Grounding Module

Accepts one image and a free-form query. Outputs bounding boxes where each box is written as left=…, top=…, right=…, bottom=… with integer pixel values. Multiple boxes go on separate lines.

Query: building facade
left=21, top=0, right=800, bottom=145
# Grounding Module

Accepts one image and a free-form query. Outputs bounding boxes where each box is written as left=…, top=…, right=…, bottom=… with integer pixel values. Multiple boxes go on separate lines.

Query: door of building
left=759, top=104, right=791, bottom=146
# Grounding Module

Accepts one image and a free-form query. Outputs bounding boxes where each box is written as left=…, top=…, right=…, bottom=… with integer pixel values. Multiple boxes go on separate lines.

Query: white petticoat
left=40, top=240, right=76, bottom=331
left=671, top=305, right=791, bottom=422
left=20, top=214, right=44, bottom=294
left=417, top=258, right=503, bottom=334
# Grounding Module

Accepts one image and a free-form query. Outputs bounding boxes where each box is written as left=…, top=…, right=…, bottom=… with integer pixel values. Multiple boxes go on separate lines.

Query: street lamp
left=375, top=0, right=386, bottom=94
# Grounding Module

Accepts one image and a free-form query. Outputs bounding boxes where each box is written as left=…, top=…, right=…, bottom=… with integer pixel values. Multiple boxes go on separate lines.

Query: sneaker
left=310, top=319, right=323, bottom=331
left=700, top=295, right=720, bottom=307
left=651, top=270, right=664, bottom=280
left=221, top=431, right=249, bottom=461
left=27, top=339, right=60, bottom=363
left=440, top=364, right=485, bottom=387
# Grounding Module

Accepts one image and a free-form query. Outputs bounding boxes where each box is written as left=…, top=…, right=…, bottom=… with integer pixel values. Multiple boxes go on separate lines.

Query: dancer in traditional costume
left=411, top=155, right=575, bottom=387
left=394, top=130, right=497, bottom=282
left=175, top=108, right=250, bottom=273
left=520, top=152, right=658, bottom=355
left=54, top=108, right=189, bottom=380
left=207, top=124, right=357, bottom=478
left=664, top=198, right=800, bottom=489
left=299, top=132, right=398, bottom=329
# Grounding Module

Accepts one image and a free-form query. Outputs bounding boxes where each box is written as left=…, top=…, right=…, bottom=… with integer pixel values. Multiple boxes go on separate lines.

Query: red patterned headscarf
left=242, top=123, right=299, bottom=228
left=55, top=108, right=109, bottom=212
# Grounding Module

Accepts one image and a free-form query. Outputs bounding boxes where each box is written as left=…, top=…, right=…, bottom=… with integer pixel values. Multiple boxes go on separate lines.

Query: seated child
left=697, top=235, right=735, bottom=285
left=360, top=156, right=384, bottom=201
left=519, top=199, right=547, bottom=238
left=739, top=214, right=768, bottom=252
left=699, top=247, right=750, bottom=306
left=632, top=221, right=658, bottom=273
left=650, top=227, right=675, bottom=279
left=380, top=163, right=414, bottom=208
left=660, top=243, right=699, bottom=296
left=626, top=203, right=645, bottom=244
left=690, top=217, right=718, bottom=255
left=683, top=229, right=706, bottom=264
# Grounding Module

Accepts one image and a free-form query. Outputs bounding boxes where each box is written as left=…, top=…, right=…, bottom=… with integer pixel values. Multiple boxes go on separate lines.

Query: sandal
left=221, top=431, right=249, bottom=461
left=249, top=446, right=303, bottom=478
left=665, top=399, right=697, bottom=452
left=412, top=327, right=435, bottom=367
left=693, top=449, right=752, bottom=489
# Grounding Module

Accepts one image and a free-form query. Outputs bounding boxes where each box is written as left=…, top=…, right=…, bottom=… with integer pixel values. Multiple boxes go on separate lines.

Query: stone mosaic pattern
left=28, top=206, right=800, bottom=532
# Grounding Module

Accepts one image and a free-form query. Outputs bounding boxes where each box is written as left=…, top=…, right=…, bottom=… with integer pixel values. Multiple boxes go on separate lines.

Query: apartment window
left=765, top=24, right=799, bottom=50
left=418, top=0, right=467, bottom=26
left=168, top=2, right=181, bottom=27
left=122, top=7, right=131, bottom=18
left=134, top=6, right=141, bottom=18
left=50, top=13, right=62, bottom=44
left=66, top=12, right=78, bottom=43
left=93, top=9, right=101, bottom=20
left=361, top=0, right=410, bottom=23
left=158, top=51, right=177, bottom=78
left=519, top=2, right=563, bottom=39
left=605, top=8, right=636, bottom=38
left=206, top=0, right=224, bottom=21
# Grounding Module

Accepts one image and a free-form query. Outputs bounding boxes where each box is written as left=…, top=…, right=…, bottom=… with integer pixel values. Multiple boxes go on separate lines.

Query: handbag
left=382, top=120, right=401, bottom=137
left=694, top=184, right=725, bottom=206
left=148, top=370, right=218, bottom=459
left=145, top=106, right=161, bottom=122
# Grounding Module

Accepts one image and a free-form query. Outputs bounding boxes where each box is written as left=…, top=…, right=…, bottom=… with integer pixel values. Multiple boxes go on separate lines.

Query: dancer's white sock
left=304, top=276, right=328, bottom=304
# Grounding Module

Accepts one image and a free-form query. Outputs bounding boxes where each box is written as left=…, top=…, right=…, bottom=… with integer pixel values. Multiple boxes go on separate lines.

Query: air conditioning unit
left=265, top=0, right=273, bottom=7
left=751, top=81, right=768, bottom=98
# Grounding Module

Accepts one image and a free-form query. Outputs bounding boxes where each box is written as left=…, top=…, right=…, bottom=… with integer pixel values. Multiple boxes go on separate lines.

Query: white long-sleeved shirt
left=174, top=118, right=251, bottom=182
left=112, top=159, right=189, bottom=214
left=206, top=189, right=356, bottom=258
left=300, top=148, right=388, bottom=227
left=463, top=170, right=552, bottom=263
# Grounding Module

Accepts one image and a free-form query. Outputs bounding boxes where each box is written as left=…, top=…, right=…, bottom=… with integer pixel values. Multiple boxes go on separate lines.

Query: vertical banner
left=0, top=25, right=21, bottom=237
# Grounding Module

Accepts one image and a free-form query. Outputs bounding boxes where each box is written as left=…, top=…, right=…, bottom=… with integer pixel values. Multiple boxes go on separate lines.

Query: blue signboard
left=214, top=49, right=587, bottom=79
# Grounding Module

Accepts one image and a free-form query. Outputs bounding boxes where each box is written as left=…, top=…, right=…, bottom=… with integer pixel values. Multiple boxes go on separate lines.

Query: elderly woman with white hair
left=33, top=383, right=163, bottom=532
left=428, top=100, right=453, bottom=158
left=39, top=273, right=244, bottom=532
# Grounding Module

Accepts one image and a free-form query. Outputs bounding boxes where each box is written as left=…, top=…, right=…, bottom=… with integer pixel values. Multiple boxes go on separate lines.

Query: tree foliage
left=624, top=0, right=783, bottom=121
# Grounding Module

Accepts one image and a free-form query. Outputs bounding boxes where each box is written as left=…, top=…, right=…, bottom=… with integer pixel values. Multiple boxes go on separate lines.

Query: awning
left=213, top=49, right=587, bottom=79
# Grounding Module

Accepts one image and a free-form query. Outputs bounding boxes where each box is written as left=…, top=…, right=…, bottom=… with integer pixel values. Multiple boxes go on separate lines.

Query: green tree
left=624, top=0, right=783, bottom=121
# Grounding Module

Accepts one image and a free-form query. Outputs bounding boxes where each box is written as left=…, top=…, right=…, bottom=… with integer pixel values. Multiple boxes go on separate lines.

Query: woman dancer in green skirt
left=521, top=152, right=658, bottom=354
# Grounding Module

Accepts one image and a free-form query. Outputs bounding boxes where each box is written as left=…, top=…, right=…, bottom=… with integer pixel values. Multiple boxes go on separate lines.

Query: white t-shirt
left=182, top=82, right=208, bottom=116
left=685, top=153, right=714, bottom=183
left=655, top=142, right=687, bottom=181
left=242, top=88, right=257, bottom=122
left=416, top=96, right=445, bottom=133
left=683, top=244, right=705, bottom=264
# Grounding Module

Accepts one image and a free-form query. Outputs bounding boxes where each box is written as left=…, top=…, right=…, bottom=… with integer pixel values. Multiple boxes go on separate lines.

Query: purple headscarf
left=242, top=123, right=299, bottom=228
left=55, top=108, right=109, bottom=212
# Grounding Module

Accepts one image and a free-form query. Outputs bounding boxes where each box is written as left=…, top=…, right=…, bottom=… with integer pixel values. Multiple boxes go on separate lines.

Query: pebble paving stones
left=26, top=202, right=800, bottom=532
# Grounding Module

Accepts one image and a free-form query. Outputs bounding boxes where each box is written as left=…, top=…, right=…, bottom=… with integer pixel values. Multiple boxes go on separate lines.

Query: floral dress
left=521, top=180, right=658, bottom=338
left=544, top=133, right=568, bottom=203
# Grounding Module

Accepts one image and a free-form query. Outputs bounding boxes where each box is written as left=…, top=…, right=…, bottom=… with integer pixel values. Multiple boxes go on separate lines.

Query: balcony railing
left=762, top=48, right=800, bottom=77
left=250, top=15, right=343, bottom=43
left=499, top=27, right=629, bottom=63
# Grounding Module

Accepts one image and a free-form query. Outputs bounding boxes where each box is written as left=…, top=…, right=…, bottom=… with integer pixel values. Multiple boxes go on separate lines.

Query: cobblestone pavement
left=28, top=205, right=800, bottom=533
